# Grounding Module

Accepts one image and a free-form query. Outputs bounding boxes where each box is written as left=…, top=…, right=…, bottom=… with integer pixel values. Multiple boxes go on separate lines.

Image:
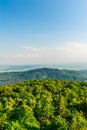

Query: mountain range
left=0, top=68, right=87, bottom=86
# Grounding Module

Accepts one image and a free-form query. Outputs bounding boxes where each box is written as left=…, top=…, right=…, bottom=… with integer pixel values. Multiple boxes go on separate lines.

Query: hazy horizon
left=0, top=0, right=87, bottom=64
left=0, top=63, right=87, bottom=71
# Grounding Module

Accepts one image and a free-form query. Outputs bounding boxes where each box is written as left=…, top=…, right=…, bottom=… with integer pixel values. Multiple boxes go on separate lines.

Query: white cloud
left=22, top=46, right=40, bottom=52
left=55, top=42, right=87, bottom=62
left=19, top=42, right=87, bottom=63
left=1, top=42, right=87, bottom=64
left=56, top=42, right=87, bottom=53
left=0, top=53, right=39, bottom=59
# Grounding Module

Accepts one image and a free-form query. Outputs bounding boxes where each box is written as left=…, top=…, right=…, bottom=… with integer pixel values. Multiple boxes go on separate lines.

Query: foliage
left=0, top=80, right=87, bottom=129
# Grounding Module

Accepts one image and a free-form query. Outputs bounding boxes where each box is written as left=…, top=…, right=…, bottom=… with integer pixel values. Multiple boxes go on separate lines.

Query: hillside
left=0, top=80, right=87, bottom=129
left=0, top=68, right=87, bottom=86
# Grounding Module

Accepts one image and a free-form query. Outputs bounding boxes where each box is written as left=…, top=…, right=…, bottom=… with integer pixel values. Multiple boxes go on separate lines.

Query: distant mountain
left=0, top=65, right=45, bottom=72
left=0, top=68, right=87, bottom=86
left=1, top=63, right=87, bottom=72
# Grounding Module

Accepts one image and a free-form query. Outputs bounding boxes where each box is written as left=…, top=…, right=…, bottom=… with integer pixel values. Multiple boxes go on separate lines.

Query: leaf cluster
left=0, top=80, right=87, bottom=130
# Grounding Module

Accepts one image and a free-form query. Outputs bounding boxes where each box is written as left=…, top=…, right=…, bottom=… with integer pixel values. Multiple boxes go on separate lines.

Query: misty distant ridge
left=0, top=67, right=87, bottom=86
left=0, top=63, right=87, bottom=86
left=0, top=63, right=87, bottom=72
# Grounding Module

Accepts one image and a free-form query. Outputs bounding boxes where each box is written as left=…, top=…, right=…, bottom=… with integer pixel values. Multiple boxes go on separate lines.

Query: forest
left=0, top=68, right=87, bottom=86
left=0, top=79, right=87, bottom=130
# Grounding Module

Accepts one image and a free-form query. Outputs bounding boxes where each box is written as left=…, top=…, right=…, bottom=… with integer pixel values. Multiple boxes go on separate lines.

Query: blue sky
left=0, top=0, right=87, bottom=65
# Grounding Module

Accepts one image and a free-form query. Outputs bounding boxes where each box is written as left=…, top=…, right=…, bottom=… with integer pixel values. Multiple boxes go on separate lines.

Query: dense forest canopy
left=0, top=79, right=87, bottom=129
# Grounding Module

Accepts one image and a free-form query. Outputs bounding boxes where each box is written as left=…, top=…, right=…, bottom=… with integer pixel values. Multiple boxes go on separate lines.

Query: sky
left=0, top=0, right=87, bottom=65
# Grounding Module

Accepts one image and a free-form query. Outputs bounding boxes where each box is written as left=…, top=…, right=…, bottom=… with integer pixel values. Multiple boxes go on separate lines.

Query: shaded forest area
left=0, top=80, right=87, bottom=129
left=0, top=68, right=87, bottom=86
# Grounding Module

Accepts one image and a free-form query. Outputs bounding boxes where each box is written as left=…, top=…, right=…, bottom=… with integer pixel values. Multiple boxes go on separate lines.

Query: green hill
left=0, top=80, right=87, bottom=129
left=0, top=68, right=87, bottom=86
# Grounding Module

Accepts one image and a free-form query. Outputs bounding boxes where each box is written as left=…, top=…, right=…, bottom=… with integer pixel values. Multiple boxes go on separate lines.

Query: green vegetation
left=1, top=80, right=87, bottom=129
left=0, top=68, right=87, bottom=86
